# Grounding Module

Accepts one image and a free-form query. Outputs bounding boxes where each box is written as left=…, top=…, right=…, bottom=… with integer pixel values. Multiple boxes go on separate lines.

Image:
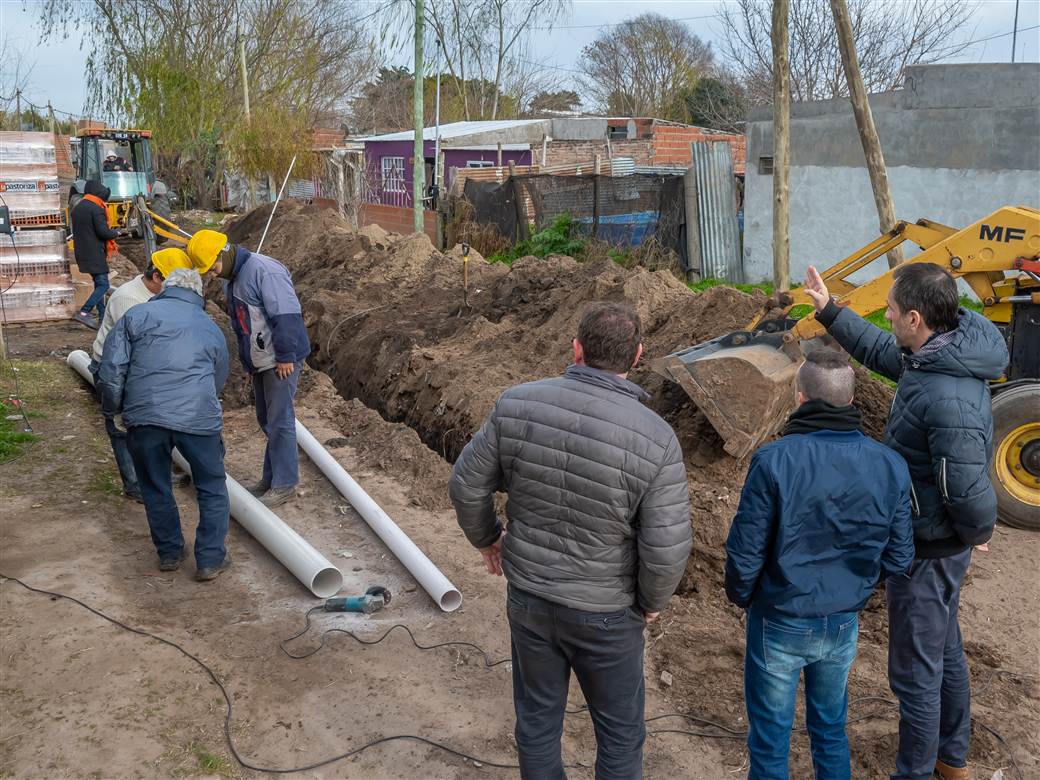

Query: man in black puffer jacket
left=449, top=302, right=692, bottom=780
left=806, top=262, right=1009, bottom=780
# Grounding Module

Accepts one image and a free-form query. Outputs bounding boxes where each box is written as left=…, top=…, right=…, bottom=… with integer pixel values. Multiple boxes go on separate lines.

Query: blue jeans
left=252, top=365, right=300, bottom=489
left=887, top=550, right=972, bottom=780
left=126, top=425, right=229, bottom=568
left=744, top=608, right=859, bottom=780
left=88, top=360, right=138, bottom=495
left=82, top=272, right=110, bottom=318
left=507, top=586, right=646, bottom=780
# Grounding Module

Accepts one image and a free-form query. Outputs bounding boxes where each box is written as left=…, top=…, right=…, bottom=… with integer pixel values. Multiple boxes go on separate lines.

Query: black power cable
left=0, top=574, right=1027, bottom=778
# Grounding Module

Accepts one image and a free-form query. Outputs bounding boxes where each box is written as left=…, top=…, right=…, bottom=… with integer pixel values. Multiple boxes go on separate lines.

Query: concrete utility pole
left=15, top=89, right=22, bottom=132
left=412, top=0, right=426, bottom=233
left=48, top=102, right=55, bottom=135
left=771, top=0, right=790, bottom=293
left=829, top=0, right=904, bottom=268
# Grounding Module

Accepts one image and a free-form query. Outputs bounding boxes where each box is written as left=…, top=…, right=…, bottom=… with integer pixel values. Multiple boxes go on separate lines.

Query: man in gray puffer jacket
left=806, top=261, right=1008, bottom=780
left=449, top=302, right=692, bottom=780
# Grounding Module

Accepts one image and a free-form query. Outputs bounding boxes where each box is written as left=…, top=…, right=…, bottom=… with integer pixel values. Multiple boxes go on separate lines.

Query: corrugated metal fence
left=692, top=141, right=742, bottom=281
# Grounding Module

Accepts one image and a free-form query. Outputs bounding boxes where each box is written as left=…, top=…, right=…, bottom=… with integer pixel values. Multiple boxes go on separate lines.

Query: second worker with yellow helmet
left=187, top=229, right=311, bottom=507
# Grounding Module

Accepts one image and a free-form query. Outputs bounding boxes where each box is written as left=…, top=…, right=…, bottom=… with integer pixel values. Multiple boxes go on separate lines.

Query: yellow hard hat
left=187, top=229, right=230, bottom=274
left=150, top=247, right=192, bottom=278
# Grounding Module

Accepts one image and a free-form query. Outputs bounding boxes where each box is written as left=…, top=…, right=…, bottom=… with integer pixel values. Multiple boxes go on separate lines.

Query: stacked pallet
left=0, top=131, right=76, bottom=322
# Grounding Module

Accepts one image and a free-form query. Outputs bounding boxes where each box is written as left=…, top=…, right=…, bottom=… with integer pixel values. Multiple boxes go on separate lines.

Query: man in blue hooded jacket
left=187, top=229, right=311, bottom=508
left=98, top=268, right=231, bottom=582
left=726, top=348, right=914, bottom=779
left=805, top=261, right=1009, bottom=780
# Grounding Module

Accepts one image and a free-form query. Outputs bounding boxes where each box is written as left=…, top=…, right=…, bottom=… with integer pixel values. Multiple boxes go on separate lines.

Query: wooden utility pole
left=829, top=0, right=903, bottom=267
left=15, top=89, right=22, bottom=132
left=412, top=0, right=425, bottom=233
left=771, top=0, right=790, bottom=293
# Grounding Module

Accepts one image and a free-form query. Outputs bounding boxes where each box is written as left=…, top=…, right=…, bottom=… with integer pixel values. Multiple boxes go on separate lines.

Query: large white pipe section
left=295, top=420, right=463, bottom=612
left=67, top=350, right=342, bottom=598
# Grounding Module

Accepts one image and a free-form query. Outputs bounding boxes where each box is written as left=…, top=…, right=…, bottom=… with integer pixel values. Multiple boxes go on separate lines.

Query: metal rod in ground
left=257, top=155, right=297, bottom=254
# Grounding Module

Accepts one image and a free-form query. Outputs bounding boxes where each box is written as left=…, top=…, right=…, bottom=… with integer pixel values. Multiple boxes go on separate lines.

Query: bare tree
left=420, top=0, right=567, bottom=120
left=580, top=13, right=714, bottom=120
left=718, top=0, right=976, bottom=104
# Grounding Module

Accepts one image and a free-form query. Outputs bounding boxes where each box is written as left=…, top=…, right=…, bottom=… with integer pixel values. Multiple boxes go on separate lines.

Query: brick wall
left=543, top=139, right=655, bottom=168
left=360, top=203, right=439, bottom=244
left=651, top=125, right=747, bottom=175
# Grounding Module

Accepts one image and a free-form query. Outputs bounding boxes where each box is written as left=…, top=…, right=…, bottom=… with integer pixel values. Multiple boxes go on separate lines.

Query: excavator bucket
left=652, top=331, right=803, bottom=459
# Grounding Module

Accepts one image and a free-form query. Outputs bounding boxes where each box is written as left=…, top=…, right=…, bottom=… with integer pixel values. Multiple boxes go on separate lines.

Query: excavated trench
left=207, top=203, right=1034, bottom=776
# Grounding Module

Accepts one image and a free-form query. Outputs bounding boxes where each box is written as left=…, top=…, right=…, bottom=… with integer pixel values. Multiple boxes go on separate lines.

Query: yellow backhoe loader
left=654, top=206, right=1040, bottom=531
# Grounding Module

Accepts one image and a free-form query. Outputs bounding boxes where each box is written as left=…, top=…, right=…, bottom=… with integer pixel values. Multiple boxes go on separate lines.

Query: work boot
left=73, top=311, right=100, bottom=330
left=259, top=486, right=295, bottom=508
left=247, top=479, right=271, bottom=497
left=934, top=760, right=971, bottom=780
left=124, top=489, right=145, bottom=504
left=158, top=550, right=187, bottom=572
left=195, top=554, right=232, bottom=582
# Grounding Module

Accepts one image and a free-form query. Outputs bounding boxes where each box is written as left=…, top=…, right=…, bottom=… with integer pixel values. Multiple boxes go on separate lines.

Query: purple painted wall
left=363, top=139, right=532, bottom=205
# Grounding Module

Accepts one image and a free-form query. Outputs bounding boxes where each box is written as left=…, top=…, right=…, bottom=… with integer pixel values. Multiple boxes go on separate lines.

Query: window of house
left=381, top=156, right=405, bottom=192
left=607, top=125, right=628, bottom=140
left=758, top=156, right=774, bottom=175
left=466, top=160, right=494, bottom=168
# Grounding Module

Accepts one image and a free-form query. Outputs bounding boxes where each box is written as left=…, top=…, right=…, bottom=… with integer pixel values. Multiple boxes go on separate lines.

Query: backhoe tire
left=990, top=383, right=1040, bottom=532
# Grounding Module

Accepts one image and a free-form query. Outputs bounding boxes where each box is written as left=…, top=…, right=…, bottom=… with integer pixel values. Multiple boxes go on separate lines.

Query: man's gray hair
left=162, top=267, right=204, bottom=297
left=797, top=349, right=855, bottom=406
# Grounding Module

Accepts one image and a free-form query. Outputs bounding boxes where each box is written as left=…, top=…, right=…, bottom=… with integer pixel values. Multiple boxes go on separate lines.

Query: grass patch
left=687, top=277, right=775, bottom=296
left=0, top=408, right=37, bottom=463
left=88, top=468, right=122, bottom=498
left=192, top=745, right=233, bottom=776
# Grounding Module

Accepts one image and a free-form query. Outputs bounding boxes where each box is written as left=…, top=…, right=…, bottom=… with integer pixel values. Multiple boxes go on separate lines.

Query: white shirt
left=91, top=275, right=155, bottom=361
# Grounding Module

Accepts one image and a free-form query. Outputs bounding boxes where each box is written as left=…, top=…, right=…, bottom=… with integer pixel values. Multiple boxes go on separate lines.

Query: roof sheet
left=359, top=120, right=546, bottom=142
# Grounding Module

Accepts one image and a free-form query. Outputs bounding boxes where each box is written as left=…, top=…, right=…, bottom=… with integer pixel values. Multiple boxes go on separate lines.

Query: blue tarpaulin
left=574, top=210, right=658, bottom=246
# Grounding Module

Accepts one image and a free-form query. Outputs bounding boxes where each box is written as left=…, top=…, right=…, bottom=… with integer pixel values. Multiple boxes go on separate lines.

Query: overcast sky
left=1, top=0, right=1038, bottom=119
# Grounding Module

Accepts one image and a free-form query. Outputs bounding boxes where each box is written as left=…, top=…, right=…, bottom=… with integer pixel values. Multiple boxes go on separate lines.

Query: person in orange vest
left=70, top=179, right=120, bottom=329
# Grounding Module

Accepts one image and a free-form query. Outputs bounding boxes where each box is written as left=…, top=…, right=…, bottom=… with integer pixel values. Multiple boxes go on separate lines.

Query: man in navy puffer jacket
left=726, top=349, right=914, bottom=780
left=806, top=261, right=1008, bottom=780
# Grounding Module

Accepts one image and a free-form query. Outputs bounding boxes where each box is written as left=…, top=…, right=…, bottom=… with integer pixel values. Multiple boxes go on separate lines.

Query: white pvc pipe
left=295, top=420, right=463, bottom=612
left=67, top=350, right=342, bottom=598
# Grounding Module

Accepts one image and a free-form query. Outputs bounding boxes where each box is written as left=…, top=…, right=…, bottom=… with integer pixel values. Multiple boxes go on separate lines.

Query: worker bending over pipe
left=96, top=267, right=233, bottom=582
left=188, top=229, right=310, bottom=509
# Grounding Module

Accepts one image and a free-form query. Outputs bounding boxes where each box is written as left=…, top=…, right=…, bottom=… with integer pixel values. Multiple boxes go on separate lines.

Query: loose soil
left=1, top=203, right=1036, bottom=778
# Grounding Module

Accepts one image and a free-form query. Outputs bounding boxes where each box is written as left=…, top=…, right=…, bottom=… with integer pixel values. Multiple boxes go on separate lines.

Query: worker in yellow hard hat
left=187, top=228, right=310, bottom=508
left=89, top=246, right=195, bottom=502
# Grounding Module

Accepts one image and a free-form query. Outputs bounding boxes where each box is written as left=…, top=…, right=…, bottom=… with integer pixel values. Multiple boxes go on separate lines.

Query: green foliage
left=489, top=215, right=587, bottom=265
left=682, top=76, right=748, bottom=132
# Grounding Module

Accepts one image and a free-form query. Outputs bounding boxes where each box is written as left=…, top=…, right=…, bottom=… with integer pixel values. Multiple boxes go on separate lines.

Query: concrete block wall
left=741, top=64, right=1040, bottom=284
left=360, top=203, right=440, bottom=244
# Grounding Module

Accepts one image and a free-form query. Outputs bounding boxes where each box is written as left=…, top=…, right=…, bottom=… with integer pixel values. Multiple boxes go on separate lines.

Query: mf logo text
left=979, top=224, right=1026, bottom=242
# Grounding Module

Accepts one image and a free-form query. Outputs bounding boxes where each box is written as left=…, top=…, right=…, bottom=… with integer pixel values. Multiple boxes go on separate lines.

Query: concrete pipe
left=67, top=350, right=343, bottom=598
left=295, top=420, right=463, bottom=612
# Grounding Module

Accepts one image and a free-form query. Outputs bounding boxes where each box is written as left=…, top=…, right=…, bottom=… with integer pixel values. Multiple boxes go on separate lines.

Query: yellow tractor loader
left=654, top=205, right=1040, bottom=531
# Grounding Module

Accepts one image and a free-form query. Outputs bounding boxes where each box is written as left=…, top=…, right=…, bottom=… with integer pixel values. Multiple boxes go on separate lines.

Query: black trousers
left=507, top=586, right=646, bottom=780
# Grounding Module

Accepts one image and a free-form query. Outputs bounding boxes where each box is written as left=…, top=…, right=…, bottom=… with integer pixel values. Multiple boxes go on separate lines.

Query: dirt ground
left=2, top=206, right=1037, bottom=778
